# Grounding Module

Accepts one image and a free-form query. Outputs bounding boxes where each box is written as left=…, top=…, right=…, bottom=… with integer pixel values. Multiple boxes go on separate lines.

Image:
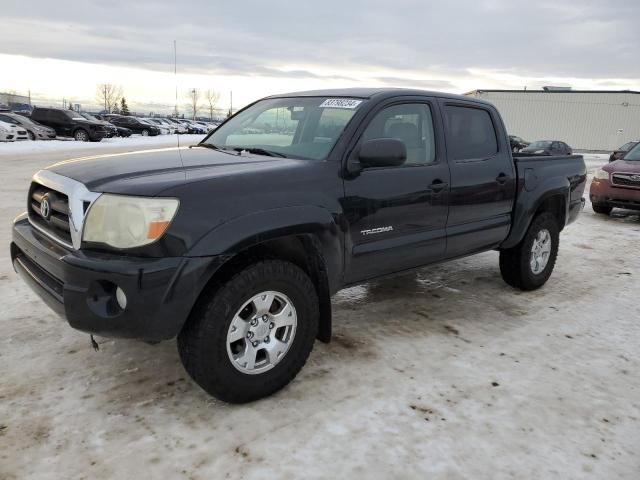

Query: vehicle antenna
left=174, top=40, right=186, bottom=175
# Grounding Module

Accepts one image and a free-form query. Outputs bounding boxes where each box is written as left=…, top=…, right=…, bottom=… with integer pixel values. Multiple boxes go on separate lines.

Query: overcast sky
left=1, top=0, right=638, bottom=114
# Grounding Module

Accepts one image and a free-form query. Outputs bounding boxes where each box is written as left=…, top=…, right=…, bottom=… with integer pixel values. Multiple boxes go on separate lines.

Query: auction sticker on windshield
left=319, top=98, right=363, bottom=109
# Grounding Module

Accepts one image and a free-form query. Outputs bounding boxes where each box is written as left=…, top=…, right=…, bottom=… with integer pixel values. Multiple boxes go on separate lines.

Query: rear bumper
left=590, top=179, right=640, bottom=211
left=567, top=197, right=585, bottom=225
left=11, top=216, right=225, bottom=341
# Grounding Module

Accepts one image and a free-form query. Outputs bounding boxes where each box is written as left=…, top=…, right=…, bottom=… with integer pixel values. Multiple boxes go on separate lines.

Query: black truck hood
left=45, top=146, right=296, bottom=195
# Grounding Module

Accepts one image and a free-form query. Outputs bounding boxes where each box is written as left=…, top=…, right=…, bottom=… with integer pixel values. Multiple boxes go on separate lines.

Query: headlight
left=83, top=194, right=179, bottom=249
left=594, top=169, right=610, bottom=180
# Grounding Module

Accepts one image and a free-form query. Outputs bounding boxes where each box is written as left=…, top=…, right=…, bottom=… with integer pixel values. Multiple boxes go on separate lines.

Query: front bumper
left=590, top=179, right=640, bottom=211
left=11, top=216, right=225, bottom=341
left=89, top=131, right=107, bottom=141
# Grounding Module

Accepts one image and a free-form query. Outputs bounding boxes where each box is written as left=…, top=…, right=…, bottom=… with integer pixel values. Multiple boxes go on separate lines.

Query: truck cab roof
left=267, top=87, right=492, bottom=105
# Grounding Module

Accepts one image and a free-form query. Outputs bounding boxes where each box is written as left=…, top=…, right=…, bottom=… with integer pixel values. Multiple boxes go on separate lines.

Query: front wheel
left=499, top=212, right=559, bottom=291
left=74, top=129, right=89, bottom=142
left=592, top=204, right=612, bottom=215
left=178, top=260, right=319, bottom=403
left=141, top=129, right=149, bottom=136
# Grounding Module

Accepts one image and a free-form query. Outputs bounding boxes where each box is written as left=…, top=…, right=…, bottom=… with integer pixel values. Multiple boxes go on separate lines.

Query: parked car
left=520, top=140, right=572, bottom=155
left=609, top=140, right=639, bottom=163
left=0, top=119, right=28, bottom=141
left=108, top=116, right=160, bottom=136
left=0, top=112, right=56, bottom=140
left=144, top=118, right=175, bottom=134
left=178, top=119, right=206, bottom=134
left=590, top=142, right=640, bottom=214
left=92, top=114, right=132, bottom=137
left=194, top=121, right=216, bottom=132
left=31, top=107, right=107, bottom=142
left=509, top=135, right=530, bottom=152
left=79, top=113, right=118, bottom=138
left=141, top=118, right=170, bottom=135
left=0, top=120, right=17, bottom=142
left=11, top=88, right=586, bottom=403
left=164, top=117, right=188, bottom=134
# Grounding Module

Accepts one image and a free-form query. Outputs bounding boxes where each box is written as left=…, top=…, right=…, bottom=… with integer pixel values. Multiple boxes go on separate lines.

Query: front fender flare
left=187, top=205, right=343, bottom=289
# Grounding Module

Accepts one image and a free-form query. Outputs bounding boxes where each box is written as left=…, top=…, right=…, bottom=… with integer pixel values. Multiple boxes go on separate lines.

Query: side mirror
left=358, top=138, right=407, bottom=168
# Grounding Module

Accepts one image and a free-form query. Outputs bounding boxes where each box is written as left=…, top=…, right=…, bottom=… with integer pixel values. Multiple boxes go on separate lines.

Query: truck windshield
left=201, top=97, right=364, bottom=160
left=623, top=143, right=640, bottom=161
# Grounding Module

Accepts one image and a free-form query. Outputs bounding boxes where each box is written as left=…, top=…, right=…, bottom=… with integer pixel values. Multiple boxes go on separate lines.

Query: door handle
left=429, top=179, right=447, bottom=194
left=496, top=173, right=508, bottom=185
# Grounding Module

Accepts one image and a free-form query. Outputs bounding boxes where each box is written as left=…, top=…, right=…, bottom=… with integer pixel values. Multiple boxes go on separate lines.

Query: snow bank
left=0, top=134, right=205, bottom=155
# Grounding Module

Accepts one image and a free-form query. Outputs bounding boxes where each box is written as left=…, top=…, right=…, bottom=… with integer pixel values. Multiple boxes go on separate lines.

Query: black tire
left=499, top=212, right=559, bottom=291
left=178, top=260, right=319, bottom=403
left=28, top=131, right=36, bottom=141
left=74, top=129, right=89, bottom=142
left=592, top=204, right=612, bottom=215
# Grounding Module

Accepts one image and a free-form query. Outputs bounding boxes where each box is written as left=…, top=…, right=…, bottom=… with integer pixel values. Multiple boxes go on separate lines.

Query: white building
left=465, top=89, right=640, bottom=152
left=0, top=92, right=31, bottom=108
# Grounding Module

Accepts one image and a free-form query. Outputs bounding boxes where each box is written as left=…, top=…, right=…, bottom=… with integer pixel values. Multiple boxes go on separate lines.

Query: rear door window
left=54, top=111, right=69, bottom=121
left=444, top=106, right=498, bottom=160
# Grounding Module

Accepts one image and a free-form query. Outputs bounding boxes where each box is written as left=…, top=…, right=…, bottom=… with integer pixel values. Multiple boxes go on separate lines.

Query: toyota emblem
left=40, top=197, right=51, bottom=220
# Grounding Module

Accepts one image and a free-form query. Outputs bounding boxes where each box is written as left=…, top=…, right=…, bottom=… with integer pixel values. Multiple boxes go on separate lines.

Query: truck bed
left=501, top=154, right=587, bottom=249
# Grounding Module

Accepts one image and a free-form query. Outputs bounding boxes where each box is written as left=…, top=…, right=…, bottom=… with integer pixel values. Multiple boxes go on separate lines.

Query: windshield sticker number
left=319, top=98, right=363, bottom=109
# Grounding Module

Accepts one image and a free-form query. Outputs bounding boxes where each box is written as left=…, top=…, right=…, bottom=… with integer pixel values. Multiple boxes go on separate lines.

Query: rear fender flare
left=501, top=177, right=569, bottom=249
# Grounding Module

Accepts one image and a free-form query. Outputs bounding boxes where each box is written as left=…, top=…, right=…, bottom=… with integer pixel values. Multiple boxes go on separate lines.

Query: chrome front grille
left=27, top=170, right=101, bottom=249
left=29, top=183, right=72, bottom=246
left=611, top=173, right=640, bottom=189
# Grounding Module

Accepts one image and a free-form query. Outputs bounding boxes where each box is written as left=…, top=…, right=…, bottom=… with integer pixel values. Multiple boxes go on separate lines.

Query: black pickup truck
left=11, top=88, right=586, bottom=403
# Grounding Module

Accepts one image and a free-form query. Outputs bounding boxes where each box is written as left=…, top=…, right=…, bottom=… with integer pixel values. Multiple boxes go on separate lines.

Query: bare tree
left=186, top=88, right=201, bottom=119
left=96, top=84, right=123, bottom=113
left=204, top=89, right=220, bottom=121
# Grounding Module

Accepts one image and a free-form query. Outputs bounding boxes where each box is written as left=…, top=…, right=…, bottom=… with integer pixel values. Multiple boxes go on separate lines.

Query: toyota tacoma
left=11, top=88, right=586, bottom=403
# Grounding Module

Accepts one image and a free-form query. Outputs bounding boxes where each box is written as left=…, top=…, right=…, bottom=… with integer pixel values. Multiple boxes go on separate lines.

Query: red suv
left=590, top=143, right=640, bottom=214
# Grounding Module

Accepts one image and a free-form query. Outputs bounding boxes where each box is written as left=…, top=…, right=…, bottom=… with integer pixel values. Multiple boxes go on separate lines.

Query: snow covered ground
left=0, top=134, right=204, bottom=162
left=0, top=146, right=638, bottom=479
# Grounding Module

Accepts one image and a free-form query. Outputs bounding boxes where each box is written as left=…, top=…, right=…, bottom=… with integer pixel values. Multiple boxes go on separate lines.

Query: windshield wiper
left=195, top=143, right=226, bottom=151
left=232, top=147, right=287, bottom=158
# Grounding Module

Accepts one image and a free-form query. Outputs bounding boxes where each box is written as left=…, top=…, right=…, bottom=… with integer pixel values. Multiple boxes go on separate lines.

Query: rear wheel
left=74, top=129, right=89, bottom=142
left=141, top=129, right=149, bottom=136
left=499, top=212, right=559, bottom=291
left=178, top=260, right=318, bottom=403
left=592, top=204, right=612, bottom=215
